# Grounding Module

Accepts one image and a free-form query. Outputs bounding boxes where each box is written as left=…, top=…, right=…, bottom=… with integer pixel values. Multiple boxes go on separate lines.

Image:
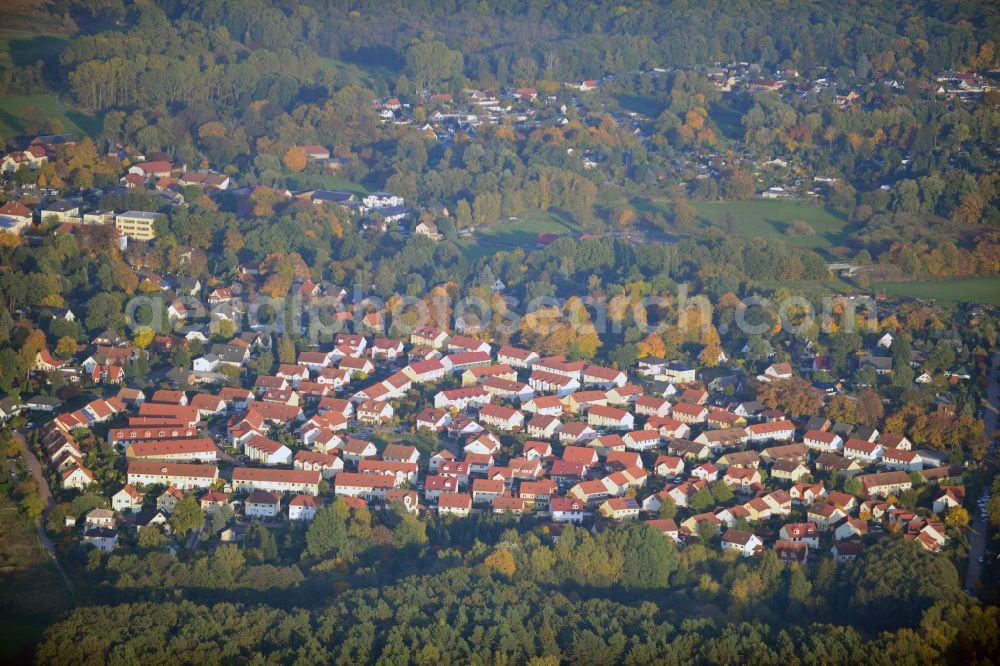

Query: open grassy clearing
left=283, top=171, right=369, bottom=195
left=0, top=617, right=48, bottom=665
left=614, top=94, right=666, bottom=118
left=460, top=209, right=584, bottom=260
left=473, top=209, right=583, bottom=247
left=0, top=496, right=73, bottom=662
left=708, top=99, right=749, bottom=140
left=0, top=28, right=69, bottom=69
left=754, top=276, right=861, bottom=295
left=873, top=278, right=1000, bottom=306
left=690, top=200, right=855, bottom=250
left=0, top=94, right=102, bottom=138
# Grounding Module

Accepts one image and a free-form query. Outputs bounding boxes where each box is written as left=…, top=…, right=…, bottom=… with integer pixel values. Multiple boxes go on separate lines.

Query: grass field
left=0, top=27, right=97, bottom=138
left=0, top=94, right=102, bottom=138
left=873, top=278, right=1000, bottom=306
left=708, top=99, right=749, bottom=140
left=0, top=27, right=69, bottom=69
left=615, top=94, right=666, bottom=118
left=283, top=172, right=369, bottom=195
left=690, top=200, right=855, bottom=251
left=460, top=209, right=583, bottom=260
left=0, top=496, right=72, bottom=663
left=0, top=617, right=48, bottom=664
left=756, top=276, right=860, bottom=294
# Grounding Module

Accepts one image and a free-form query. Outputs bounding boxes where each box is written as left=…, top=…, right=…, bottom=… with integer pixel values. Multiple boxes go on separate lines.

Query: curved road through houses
left=15, top=431, right=74, bottom=594
left=964, top=351, right=999, bottom=595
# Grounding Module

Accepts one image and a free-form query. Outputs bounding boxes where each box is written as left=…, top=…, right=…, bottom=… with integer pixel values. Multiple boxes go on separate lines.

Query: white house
left=843, top=439, right=883, bottom=463
left=803, top=429, right=843, bottom=452
left=497, top=345, right=539, bottom=369
left=581, top=365, right=628, bottom=388
left=622, top=429, right=660, bottom=451
left=83, top=527, right=119, bottom=552
left=721, top=528, right=764, bottom=557
left=288, top=495, right=320, bottom=521
left=550, top=497, right=586, bottom=523
left=111, top=484, right=144, bottom=513
left=882, top=449, right=923, bottom=472
left=433, top=386, right=491, bottom=411
left=244, top=435, right=293, bottom=465
left=587, top=405, right=634, bottom=431
left=744, top=420, right=795, bottom=443
left=245, top=490, right=281, bottom=518
left=62, top=465, right=95, bottom=490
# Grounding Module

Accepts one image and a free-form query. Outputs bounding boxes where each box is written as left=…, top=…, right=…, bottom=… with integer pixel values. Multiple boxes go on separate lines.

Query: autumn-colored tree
left=944, top=506, right=970, bottom=530
left=223, top=229, right=245, bottom=252
left=484, top=547, right=517, bottom=578
left=55, top=336, right=77, bottom=359
left=277, top=336, right=296, bottom=364
left=636, top=333, right=667, bottom=359
left=756, top=377, right=823, bottom=417
left=699, top=343, right=723, bottom=367
left=133, top=329, right=154, bottom=349
left=826, top=394, right=857, bottom=423
left=19, top=328, right=47, bottom=368
left=198, top=121, right=227, bottom=140
left=855, top=388, right=885, bottom=427
left=952, top=193, right=985, bottom=224
left=283, top=146, right=308, bottom=172
left=251, top=187, right=283, bottom=217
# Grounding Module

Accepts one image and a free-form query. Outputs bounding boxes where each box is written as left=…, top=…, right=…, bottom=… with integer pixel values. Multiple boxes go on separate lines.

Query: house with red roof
left=550, top=497, right=586, bottom=523
left=33, top=350, right=65, bottom=372
left=497, top=345, right=539, bottom=368
left=288, top=494, right=320, bottom=521
left=437, top=492, right=472, bottom=516
left=0, top=201, right=33, bottom=234
left=744, top=420, right=795, bottom=442
left=598, top=496, right=640, bottom=521
left=587, top=405, right=634, bottom=431
left=582, top=364, right=627, bottom=388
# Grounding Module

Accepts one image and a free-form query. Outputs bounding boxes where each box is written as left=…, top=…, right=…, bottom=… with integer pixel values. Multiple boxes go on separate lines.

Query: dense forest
left=3, top=0, right=996, bottom=285
left=34, top=528, right=1000, bottom=664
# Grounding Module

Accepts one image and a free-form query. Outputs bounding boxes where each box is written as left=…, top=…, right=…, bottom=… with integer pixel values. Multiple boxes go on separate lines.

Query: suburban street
left=964, top=351, right=999, bottom=595
left=15, top=431, right=74, bottom=593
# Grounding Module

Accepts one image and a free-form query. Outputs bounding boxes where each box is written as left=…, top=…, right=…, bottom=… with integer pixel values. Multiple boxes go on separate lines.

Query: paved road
left=15, top=432, right=74, bottom=594
left=964, top=351, right=999, bottom=595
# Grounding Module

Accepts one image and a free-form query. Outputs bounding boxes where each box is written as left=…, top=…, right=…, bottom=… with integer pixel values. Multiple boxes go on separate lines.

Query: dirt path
left=15, top=431, right=74, bottom=594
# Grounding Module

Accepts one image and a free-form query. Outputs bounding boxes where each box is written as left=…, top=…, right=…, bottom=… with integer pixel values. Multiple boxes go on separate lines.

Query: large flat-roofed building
left=39, top=200, right=81, bottom=224
left=115, top=211, right=163, bottom=241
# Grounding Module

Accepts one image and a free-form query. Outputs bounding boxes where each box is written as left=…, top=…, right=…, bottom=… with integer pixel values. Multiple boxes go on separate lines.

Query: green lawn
left=0, top=94, right=102, bottom=138
left=317, top=54, right=397, bottom=90
left=614, top=94, right=666, bottom=118
left=0, top=497, right=73, bottom=663
left=708, top=99, right=749, bottom=140
left=475, top=209, right=582, bottom=246
left=690, top=200, right=855, bottom=250
left=458, top=209, right=583, bottom=260
left=283, top=172, right=369, bottom=195
left=756, top=276, right=860, bottom=294
left=0, top=617, right=48, bottom=664
left=0, top=28, right=70, bottom=69
left=873, top=278, right=1000, bottom=306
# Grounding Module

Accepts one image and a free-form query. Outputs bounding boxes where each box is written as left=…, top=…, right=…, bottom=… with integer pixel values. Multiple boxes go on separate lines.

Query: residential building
left=114, top=211, right=163, bottom=241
